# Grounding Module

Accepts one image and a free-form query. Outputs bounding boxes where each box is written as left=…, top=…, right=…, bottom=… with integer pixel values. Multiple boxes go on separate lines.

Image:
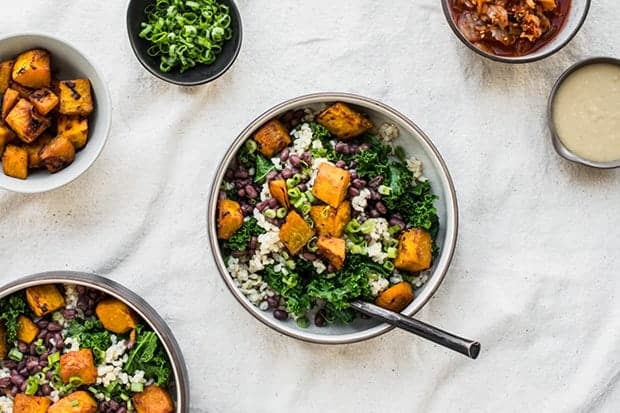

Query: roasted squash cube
left=316, top=102, right=373, bottom=140
left=48, top=391, right=97, bottom=413
left=5, top=98, right=51, bottom=143
left=217, top=199, right=244, bottom=240
left=375, top=282, right=414, bottom=312
left=59, top=79, right=93, bottom=116
left=12, top=49, right=51, bottom=89
left=13, top=394, right=52, bottom=413
left=60, top=349, right=97, bottom=385
left=253, top=119, right=291, bottom=158
left=2, top=87, right=20, bottom=119
left=2, top=145, right=28, bottom=179
left=309, top=201, right=350, bottom=237
left=317, top=236, right=346, bottom=270
left=311, top=163, right=350, bottom=208
left=40, top=136, right=75, bottom=173
left=17, top=315, right=39, bottom=344
left=24, top=133, right=52, bottom=169
left=0, top=60, right=14, bottom=94
left=25, top=284, right=65, bottom=317
left=0, top=124, right=16, bottom=154
left=279, top=211, right=314, bottom=255
left=57, top=115, right=88, bottom=149
left=268, top=179, right=290, bottom=208
left=0, top=324, right=7, bottom=359
left=29, top=88, right=59, bottom=116
left=96, top=298, right=138, bottom=334
left=9, top=81, right=33, bottom=99
left=394, top=228, right=433, bottom=273
left=133, top=385, right=175, bottom=413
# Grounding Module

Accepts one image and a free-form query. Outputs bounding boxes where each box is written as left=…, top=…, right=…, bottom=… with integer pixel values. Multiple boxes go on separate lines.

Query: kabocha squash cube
left=310, top=201, right=351, bottom=237
left=394, top=228, right=433, bottom=273
left=16, top=315, right=39, bottom=344
left=0, top=60, right=14, bottom=94
left=317, top=236, right=346, bottom=270
left=311, top=163, right=351, bottom=208
left=316, top=102, right=373, bottom=140
left=2, top=145, right=28, bottom=179
left=253, top=119, right=291, bottom=158
left=96, top=298, right=138, bottom=334
left=0, top=124, right=16, bottom=154
left=375, top=282, right=414, bottom=312
left=0, top=325, right=7, bottom=359
left=48, top=391, right=97, bottom=413
left=13, top=394, right=51, bottom=413
left=12, top=49, right=51, bottom=89
left=25, top=134, right=52, bottom=169
left=279, top=211, right=314, bottom=255
left=2, top=88, right=20, bottom=119
left=60, top=349, right=97, bottom=385
left=59, top=79, right=93, bottom=116
left=29, top=88, right=59, bottom=116
left=25, top=284, right=65, bottom=317
left=57, top=115, right=88, bottom=149
left=40, top=136, right=76, bottom=173
left=9, top=81, right=33, bottom=99
left=268, top=179, right=290, bottom=208
left=5, top=98, right=51, bottom=143
left=133, top=385, right=175, bottom=413
left=217, top=199, right=244, bottom=240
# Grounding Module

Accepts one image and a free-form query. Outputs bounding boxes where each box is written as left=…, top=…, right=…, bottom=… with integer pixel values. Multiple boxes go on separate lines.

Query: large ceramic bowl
left=0, top=33, right=112, bottom=193
left=208, top=93, right=459, bottom=344
left=441, top=0, right=591, bottom=63
left=0, top=271, right=190, bottom=412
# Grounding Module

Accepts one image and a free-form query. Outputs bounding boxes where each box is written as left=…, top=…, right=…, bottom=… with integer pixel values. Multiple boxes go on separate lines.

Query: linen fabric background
left=1, top=1, right=619, bottom=412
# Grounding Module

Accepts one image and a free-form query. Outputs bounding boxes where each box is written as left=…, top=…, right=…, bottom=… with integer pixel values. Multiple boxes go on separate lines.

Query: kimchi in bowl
left=442, top=0, right=591, bottom=63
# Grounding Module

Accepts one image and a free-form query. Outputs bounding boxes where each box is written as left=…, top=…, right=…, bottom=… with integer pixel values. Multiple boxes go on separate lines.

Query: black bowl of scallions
left=127, top=0, right=242, bottom=85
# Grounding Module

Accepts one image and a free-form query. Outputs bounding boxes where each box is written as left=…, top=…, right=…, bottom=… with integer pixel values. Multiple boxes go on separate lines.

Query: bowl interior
left=209, top=94, right=458, bottom=343
left=127, top=0, right=242, bottom=85
left=443, top=0, right=590, bottom=63
left=0, top=33, right=111, bottom=193
left=0, top=271, right=189, bottom=413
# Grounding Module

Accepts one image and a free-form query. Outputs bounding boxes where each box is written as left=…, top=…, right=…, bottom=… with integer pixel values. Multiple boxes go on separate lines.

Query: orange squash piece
left=279, top=211, right=314, bottom=255
left=253, top=119, right=291, bottom=158
left=58, top=79, right=93, bottom=116
left=12, top=49, right=51, bottom=89
left=0, top=60, right=14, bottom=94
left=2, top=87, right=20, bottom=119
left=29, top=88, right=59, bottom=115
left=268, top=179, right=290, bottom=208
left=317, top=236, right=346, bottom=270
left=2, top=145, right=28, bottom=179
left=48, top=391, right=97, bottom=413
left=311, top=163, right=351, bottom=208
left=16, top=315, right=39, bottom=344
left=309, top=201, right=350, bottom=237
left=316, top=102, right=373, bottom=140
left=13, top=393, right=51, bottom=413
left=133, top=385, right=175, bottom=413
left=96, top=298, right=138, bottom=334
left=375, top=282, right=414, bottom=312
left=25, top=284, right=66, bottom=317
left=394, top=228, right=433, bottom=273
left=60, top=349, right=97, bottom=385
left=40, top=136, right=76, bottom=173
left=217, top=199, right=244, bottom=240
left=0, top=324, right=7, bottom=359
left=57, top=115, right=88, bottom=149
left=5, top=98, right=51, bottom=143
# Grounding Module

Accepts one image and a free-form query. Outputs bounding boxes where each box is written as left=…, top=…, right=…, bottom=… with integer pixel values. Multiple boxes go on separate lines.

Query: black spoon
left=350, top=300, right=481, bottom=359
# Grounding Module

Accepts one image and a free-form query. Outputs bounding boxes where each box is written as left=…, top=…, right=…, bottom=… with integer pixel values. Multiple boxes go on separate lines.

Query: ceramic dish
left=126, top=0, right=243, bottom=86
left=548, top=56, right=620, bottom=169
left=0, top=33, right=111, bottom=193
left=441, top=0, right=591, bottom=63
left=0, top=271, right=189, bottom=413
left=208, top=93, right=458, bottom=344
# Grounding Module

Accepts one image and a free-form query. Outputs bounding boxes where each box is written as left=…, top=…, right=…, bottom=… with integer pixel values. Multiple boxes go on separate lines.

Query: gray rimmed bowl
left=548, top=56, right=620, bottom=169
left=0, top=271, right=189, bottom=412
left=208, top=92, right=459, bottom=344
left=441, top=0, right=591, bottom=63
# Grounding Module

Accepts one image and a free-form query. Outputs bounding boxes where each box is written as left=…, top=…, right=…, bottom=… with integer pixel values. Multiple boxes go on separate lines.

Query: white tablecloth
left=1, top=1, right=619, bottom=412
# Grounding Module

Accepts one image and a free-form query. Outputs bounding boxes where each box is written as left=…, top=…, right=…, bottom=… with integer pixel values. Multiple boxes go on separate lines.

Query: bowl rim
left=440, top=0, right=591, bottom=64
left=0, top=31, right=112, bottom=194
left=547, top=56, right=620, bottom=169
left=125, top=0, right=243, bottom=86
left=0, top=271, right=190, bottom=413
left=207, top=92, right=459, bottom=345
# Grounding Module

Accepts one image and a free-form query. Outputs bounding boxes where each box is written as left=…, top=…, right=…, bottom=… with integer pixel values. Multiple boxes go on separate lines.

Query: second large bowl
left=208, top=93, right=459, bottom=344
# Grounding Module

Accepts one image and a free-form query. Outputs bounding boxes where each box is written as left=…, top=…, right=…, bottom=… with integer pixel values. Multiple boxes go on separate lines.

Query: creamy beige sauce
left=553, top=63, right=620, bottom=163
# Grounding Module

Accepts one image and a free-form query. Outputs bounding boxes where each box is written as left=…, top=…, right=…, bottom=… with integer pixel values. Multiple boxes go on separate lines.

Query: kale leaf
left=254, top=154, right=275, bottom=184
left=67, top=319, right=112, bottom=364
left=124, top=325, right=172, bottom=387
left=263, top=265, right=312, bottom=317
left=0, top=294, right=28, bottom=344
left=224, top=218, right=265, bottom=252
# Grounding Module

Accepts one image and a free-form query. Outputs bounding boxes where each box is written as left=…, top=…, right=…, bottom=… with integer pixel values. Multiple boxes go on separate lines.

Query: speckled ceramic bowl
left=0, top=271, right=189, bottom=412
left=208, top=93, right=459, bottom=344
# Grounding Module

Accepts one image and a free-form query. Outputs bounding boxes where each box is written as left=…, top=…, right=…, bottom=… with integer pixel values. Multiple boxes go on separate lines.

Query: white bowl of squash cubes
left=0, top=33, right=111, bottom=193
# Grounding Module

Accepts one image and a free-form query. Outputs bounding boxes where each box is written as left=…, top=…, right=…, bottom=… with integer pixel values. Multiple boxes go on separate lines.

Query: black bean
left=244, top=185, right=258, bottom=199
left=335, top=142, right=348, bottom=153
left=281, top=168, right=293, bottom=179
left=37, top=329, right=47, bottom=339
left=315, top=312, right=326, bottom=327
left=352, top=179, right=366, bottom=189
left=56, top=340, right=64, bottom=350
left=359, top=143, right=370, bottom=151
left=17, top=342, right=27, bottom=353
left=370, top=190, right=381, bottom=200
left=241, top=204, right=253, bottom=215
left=26, top=358, right=38, bottom=370
left=348, top=187, right=360, bottom=197
left=40, top=351, right=49, bottom=360
left=231, top=251, right=247, bottom=258
left=249, top=236, right=258, bottom=250
left=327, top=264, right=336, bottom=273
left=389, top=218, right=405, bottom=229
left=268, top=198, right=279, bottom=208
left=273, top=309, right=288, bottom=321
left=266, top=170, right=278, bottom=182
left=256, top=200, right=268, bottom=211
left=39, top=360, right=48, bottom=368
left=10, top=386, right=18, bottom=397
left=30, top=366, right=41, bottom=374
left=46, top=371, right=54, bottom=380
left=35, top=319, right=49, bottom=329
left=225, top=169, right=234, bottom=180
left=335, top=160, right=346, bottom=168
left=17, top=361, right=26, bottom=371
left=302, top=252, right=317, bottom=261
left=84, top=309, right=93, bottom=317
left=0, top=377, right=10, bottom=388
left=301, top=152, right=311, bottom=163
left=267, top=296, right=279, bottom=309
left=48, top=322, right=62, bottom=332
left=234, top=170, right=248, bottom=179
left=10, top=375, right=24, bottom=386
left=117, top=408, right=127, bottom=413
left=349, top=161, right=357, bottom=168
left=279, top=148, right=290, bottom=162
left=40, top=383, right=52, bottom=396
left=375, top=201, right=387, bottom=215
left=369, top=176, right=383, bottom=188
left=369, top=209, right=380, bottom=218
left=237, top=188, right=246, bottom=198
left=349, top=170, right=358, bottom=179
left=3, top=361, right=16, bottom=369
left=298, top=183, right=307, bottom=192
left=289, top=155, right=302, bottom=168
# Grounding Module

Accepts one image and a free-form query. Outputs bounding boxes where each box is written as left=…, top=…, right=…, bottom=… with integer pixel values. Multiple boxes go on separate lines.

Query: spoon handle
left=350, top=300, right=481, bottom=359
